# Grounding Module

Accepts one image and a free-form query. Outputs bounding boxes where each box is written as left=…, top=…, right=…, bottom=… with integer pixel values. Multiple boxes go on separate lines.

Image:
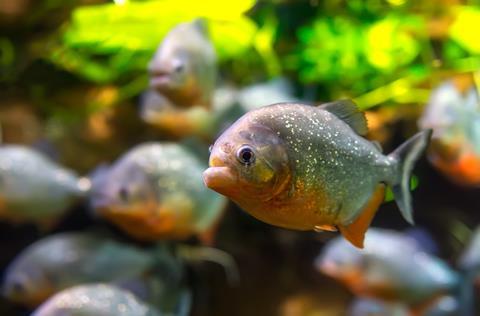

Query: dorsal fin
left=318, top=100, right=368, bottom=135
left=191, top=18, right=208, bottom=36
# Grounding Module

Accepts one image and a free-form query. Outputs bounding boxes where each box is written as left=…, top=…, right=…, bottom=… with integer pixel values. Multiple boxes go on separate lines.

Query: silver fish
left=2, top=232, right=186, bottom=312
left=90, top=142, right=227, bottom=242
left=0, top=145, right=88, bottom=226
left=204, top=100, right=431, bottom=247
left=348, top=298, right=409, bottom=316
left=349, top=296, right=459, bottom=316
left=418, top=78, right=480, bottom=186
left=316, top=228, right=459, bottom=306
left=31, top=284, right=161, bottom=316
left=148, top=19, right=216, bottom=109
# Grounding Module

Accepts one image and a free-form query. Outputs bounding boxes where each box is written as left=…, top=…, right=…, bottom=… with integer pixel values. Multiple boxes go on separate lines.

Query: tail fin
left=387, top=129, right=432, bottom=224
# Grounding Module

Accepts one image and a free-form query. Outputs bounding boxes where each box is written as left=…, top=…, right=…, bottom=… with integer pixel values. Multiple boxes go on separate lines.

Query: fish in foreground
left=0, top=145, right=88, bottom=227
left=31, top=284, right=161, bottom=316
left=2, top=232, right=187, bottom=313
left=316, top=229, right=459, bottom=309
left=418, top=76, right=480, bottom=186
left=204, top=100, right=431, bottom=247
left=91, top=142, right=227, bottom=243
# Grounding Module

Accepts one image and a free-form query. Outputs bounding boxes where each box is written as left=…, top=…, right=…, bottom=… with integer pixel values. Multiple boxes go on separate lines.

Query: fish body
left=316, top=229, right=459, bottom=306
left=31, top=284, right=161, bottom=316
left=91, top=142, right=227, bottom=242
left=419, top=79, right=480, bottom=186
left=148, top=19, right=216, bottom=109
left=204, top=101, right=431, bottom=247
left=2, top=232, right=155, bottom=307
left=348, top=298, right=409, bottom=316
left=0, top=145, right=87, bottom=224
left=349, top=296, right=459, bottom=316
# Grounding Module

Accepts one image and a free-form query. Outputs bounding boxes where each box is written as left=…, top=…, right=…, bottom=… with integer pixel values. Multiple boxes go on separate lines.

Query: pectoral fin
left=338, top=184, right=385, bottom=248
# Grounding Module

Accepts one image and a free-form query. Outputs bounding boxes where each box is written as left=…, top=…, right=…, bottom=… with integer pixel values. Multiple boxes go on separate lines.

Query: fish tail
left=387, top=129, right=432, bottom=224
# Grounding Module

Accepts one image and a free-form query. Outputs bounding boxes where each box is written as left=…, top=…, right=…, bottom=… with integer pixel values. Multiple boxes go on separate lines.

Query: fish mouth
left=150, top=75, right=172, bottom=89
left=149, top=69, right=173, bottom=89
left=203, top=166, right=238, bottom=196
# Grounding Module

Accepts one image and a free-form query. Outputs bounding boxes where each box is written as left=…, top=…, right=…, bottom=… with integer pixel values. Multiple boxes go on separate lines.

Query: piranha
left=140, top=19, right=217, bottom=140
left=203, top=100, right=431, bottom=247
left=2, top=231, right=187, bottom=313
left=348, top=298, right=409, bottom=316
left=0, top=145, right=89, bottom=227
left=315, top=229, right=460, bottom=311
left=91, top=142, right=227, bottom=243
left=31, top=284, right=161, bottom=316
left=148, top=19, right=216, bottom=109
left=349, top=296, right=458, bottom=316
left=418, top=74, right=480, bottom=186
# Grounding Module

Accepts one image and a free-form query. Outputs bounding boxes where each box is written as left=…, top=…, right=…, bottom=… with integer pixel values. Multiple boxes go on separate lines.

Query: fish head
left=2, top=254, right=54, bottom=307
left=148, top=20, right=215, bottom=108
left=148, top=46, right=191, bottom=92
left=90, top=157, right=158, bottom=218
left=315, top=237, right=364, bottom=286
left=204, top=116, right=291, bottom=203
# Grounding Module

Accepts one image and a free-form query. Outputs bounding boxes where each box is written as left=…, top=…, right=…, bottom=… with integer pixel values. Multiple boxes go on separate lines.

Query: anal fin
left=338, top=184, right=385, bottom=248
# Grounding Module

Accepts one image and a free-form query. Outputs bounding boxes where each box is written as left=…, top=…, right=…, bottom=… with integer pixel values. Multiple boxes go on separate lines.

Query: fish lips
left=203, top=166, right=238, bottom=197
left=149, top=74, right=173, bottom=90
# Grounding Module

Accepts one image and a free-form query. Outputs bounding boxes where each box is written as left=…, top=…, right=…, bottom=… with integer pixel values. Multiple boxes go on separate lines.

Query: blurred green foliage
left=3, top=0, right=480, bottom=110
left=47, top=0, right=261, bottom=84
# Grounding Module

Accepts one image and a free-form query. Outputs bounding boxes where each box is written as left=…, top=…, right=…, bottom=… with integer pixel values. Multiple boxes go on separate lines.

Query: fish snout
left=202, top=166, right=237, bottom=196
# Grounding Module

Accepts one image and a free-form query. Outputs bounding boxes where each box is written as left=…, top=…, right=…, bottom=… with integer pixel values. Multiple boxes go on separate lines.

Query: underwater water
left=1, top=0, right=480, bottom=315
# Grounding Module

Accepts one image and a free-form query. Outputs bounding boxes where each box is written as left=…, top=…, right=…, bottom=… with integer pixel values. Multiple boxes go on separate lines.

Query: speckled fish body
left=0, top=145, right=87, bottom=224
left=204, top=101, right=431, bottom=247
left=419, top=80, right=480, bottom=186
left=31, top=284, right=161, bottom=316
left=2, top=232, right=158, bottom=307
left=148, top=19, right=216, bottom=109
left=316, top=229, right=459, bottom=305
left=91, top=142, right=227, bottom=241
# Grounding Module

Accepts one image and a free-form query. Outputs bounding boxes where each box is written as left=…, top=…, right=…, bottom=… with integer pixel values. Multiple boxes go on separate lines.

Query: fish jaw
left=203, top=166, right=239, bottom=198
left=149, top=73, right=173, bottom=91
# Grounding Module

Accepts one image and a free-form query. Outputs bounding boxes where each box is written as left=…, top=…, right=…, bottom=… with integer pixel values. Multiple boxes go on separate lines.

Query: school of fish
left=1, top=16, right=480, bottom=316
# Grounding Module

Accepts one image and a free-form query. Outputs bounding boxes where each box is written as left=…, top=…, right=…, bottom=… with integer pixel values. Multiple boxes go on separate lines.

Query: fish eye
left=9, top=281, right=26, bottom=295
left=236, top=145, right=255, bottom=165
left=174, top=63, right=184, bottom=73
left=118, top=187, right=129, bottom=202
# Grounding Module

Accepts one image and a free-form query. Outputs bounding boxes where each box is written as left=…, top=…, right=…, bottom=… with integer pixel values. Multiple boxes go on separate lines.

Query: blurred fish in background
left=2, top=232, right=189, bottom=314
left=348, top=296, right=459, bottom=316
left=315, top=228, right=466, bottom=315
left=419, top=73, right=480, bottom=187
left=0, top=145, right=89, bottom=228
left=140, top=19, right=218, bottom=140
left=90, top=142, right=227, bottom=244
left=31, top=284, right=162, bottom=316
